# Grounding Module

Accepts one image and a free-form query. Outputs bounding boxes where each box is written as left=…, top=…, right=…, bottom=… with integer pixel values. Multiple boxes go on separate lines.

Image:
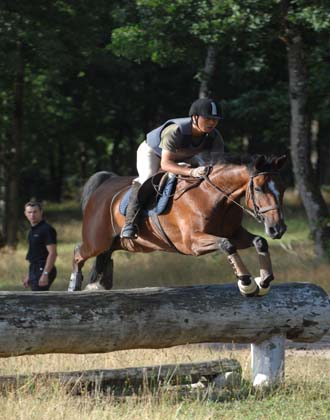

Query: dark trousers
left=28, top=262, right=57, bottom=291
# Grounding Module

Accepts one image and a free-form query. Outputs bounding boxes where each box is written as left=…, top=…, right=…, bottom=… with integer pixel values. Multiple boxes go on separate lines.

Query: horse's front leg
left=190, top=233, right=258, bottom=297
left=251, top=236, right=274, bottom=296
left=232, top=227, right=274, bottom=296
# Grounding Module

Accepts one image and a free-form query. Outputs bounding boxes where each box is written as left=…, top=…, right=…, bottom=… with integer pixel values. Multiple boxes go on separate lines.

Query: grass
left=0, top=347, right=329, bottom=419
left=0, top=191, right=329, bottom=419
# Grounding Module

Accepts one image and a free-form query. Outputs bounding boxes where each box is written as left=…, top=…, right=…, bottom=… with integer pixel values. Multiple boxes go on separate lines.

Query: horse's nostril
left=269, top=226, right=276, bottom=235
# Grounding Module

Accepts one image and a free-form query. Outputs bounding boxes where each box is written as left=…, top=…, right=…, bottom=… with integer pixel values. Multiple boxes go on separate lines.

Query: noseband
left=203, top=168, right=280, bottom=223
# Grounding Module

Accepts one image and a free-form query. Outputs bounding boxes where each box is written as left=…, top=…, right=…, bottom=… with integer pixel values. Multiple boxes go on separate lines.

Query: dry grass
left=0, top=347, right=329, bottom=420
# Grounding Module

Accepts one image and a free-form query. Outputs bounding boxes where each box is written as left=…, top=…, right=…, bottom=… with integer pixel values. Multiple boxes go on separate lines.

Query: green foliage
left=0, top=0, right=329, bottom=218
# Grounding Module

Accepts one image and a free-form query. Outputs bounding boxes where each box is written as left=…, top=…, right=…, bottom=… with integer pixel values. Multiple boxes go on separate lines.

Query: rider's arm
left=160, top=150, right=192, bottom=176
left=159, top=125, right=192, bottom=176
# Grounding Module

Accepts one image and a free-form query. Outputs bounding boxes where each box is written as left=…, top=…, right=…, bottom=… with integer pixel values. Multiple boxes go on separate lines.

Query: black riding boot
left=120, top=182, right=141, bottom=239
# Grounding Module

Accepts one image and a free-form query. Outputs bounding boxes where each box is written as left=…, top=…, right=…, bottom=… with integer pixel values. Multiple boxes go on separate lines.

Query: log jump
left=0, top=282, right=329, bottom=387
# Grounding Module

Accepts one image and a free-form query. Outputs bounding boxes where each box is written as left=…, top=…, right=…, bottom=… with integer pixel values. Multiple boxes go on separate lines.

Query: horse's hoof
left=255, top=277, right=271, bottom=296
left=84, top=282, right=105, bottom=291
left=238, top=278, right=258, bottom=297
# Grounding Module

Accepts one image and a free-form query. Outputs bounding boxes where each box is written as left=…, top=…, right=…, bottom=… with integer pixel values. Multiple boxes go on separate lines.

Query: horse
left=68, top=153, right=287, bottom=297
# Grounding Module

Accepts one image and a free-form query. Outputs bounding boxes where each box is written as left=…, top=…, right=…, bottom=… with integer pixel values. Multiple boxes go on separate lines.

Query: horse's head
left=246, top=155, right=287, bottom=239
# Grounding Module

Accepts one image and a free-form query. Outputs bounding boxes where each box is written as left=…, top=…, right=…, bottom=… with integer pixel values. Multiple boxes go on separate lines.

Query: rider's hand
left=189, top=166, right=208, bottom=178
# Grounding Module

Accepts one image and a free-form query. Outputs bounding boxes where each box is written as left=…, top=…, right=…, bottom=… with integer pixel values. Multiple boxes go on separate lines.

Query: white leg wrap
left=238, top=278, right=258, bottom=296
left=68, top=272, right=83, bottom=292
left=255, top=277, right=271, bottom=296
left=84, top=282, right=105, bottom=291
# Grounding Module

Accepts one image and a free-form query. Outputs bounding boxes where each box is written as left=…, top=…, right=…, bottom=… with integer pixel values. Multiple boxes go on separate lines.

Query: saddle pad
left=119, top=176, right=177, bottom=216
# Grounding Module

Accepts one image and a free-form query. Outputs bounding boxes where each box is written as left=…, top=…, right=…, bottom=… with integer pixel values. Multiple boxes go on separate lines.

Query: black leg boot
left=120, top=182, right=141, bottom=239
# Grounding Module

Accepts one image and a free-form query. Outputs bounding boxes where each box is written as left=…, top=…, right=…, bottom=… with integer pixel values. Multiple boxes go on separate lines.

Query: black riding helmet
left=189, top=98, right=223, bottom=120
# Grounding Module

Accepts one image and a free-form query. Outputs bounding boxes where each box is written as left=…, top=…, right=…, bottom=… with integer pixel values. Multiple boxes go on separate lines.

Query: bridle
left=246, top=172, right=280, bottom=222
left=203, top=168, right=280, bottom=223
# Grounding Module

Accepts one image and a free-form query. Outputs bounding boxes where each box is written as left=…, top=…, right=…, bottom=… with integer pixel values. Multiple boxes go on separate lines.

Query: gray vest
left=146, top=117, right=193, bottom=157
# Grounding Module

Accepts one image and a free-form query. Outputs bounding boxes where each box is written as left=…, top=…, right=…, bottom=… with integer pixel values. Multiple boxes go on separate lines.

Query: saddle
left=119, top=172, right=177, bottom=217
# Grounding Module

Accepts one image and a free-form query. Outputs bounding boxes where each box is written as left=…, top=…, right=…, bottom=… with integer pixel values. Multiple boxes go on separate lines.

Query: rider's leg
left=120, top=141, right=160, bottom=240
left=120, top=181, right=141, bottom=239
left=136, top=141, right=161, bottom=183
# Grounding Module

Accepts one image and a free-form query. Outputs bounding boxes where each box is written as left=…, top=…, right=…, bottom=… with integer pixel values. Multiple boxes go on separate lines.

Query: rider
left=120, top=97, right=224, bottom=239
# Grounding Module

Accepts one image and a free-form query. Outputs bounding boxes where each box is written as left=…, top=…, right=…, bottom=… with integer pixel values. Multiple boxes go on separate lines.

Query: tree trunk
left=49, top=139, right=64, bottom=202
left=317, top=122, right=330, bottom=185
left=5, top=41, right=24, bottom=248
left=0, top=157, right=5, bottom=246
left=199, top=45, right=217, bottom=99
left=0, top=283, right=328, bottom=357
left=286, top=28, right=330, bottom=259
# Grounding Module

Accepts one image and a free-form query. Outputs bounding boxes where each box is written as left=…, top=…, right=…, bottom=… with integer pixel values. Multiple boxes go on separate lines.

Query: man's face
left=24, top=206, right=43, bottom=226
left=194, top=115, right=219, bottom=133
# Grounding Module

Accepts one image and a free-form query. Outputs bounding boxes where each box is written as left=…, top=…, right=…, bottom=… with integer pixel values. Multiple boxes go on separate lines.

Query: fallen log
left=0, top=359, right=241, bottom=393
left=0, top=283, right=328, bottom=357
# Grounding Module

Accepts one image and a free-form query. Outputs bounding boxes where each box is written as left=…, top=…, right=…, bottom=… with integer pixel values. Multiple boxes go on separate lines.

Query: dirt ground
left=207, top=331, right=330, bottom=358
left=286, top=331, right=330, bottom=358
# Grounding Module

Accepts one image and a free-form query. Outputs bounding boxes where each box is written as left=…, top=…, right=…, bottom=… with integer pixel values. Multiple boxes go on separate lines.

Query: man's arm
left=22, top=273, right=30, bottom=288
left=38, top=244, right=57, bottom=287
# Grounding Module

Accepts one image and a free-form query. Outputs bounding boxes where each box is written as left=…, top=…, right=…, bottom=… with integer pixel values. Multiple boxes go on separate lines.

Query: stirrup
left=120, top=223, right=138, bottom=239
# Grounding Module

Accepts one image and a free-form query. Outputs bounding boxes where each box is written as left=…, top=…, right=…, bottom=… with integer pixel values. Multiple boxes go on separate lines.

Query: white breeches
left=135, top=141, right=161, bottom=184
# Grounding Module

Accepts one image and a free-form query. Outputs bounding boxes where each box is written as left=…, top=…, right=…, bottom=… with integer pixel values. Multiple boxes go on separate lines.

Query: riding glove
left=190, top=166, right=208, bottom=178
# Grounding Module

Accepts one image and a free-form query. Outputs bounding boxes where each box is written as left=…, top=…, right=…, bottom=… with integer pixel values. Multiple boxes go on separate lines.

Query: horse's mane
left=192, top=152, right=278, bottom=175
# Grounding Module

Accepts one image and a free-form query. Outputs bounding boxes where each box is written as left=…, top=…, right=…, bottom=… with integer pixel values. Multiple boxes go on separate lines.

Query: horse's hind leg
left=85, top=250, right=114, bottom=291
left=68, top=244, right=86, bottom=292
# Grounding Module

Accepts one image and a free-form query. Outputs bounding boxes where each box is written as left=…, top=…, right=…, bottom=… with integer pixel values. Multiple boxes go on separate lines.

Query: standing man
left=23, top=201, right=57, bottom=291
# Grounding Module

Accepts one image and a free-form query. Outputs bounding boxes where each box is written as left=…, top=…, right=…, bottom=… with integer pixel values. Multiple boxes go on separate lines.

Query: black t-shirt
left=26, top=220, right=57, bottom=263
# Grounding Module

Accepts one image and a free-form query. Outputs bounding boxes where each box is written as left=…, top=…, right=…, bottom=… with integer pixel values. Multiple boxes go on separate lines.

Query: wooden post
left=251, top=335, right=285, bottom=387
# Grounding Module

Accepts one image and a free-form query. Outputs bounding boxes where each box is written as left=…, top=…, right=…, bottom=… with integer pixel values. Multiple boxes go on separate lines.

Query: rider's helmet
left=189, top=98, right=223, bottom=120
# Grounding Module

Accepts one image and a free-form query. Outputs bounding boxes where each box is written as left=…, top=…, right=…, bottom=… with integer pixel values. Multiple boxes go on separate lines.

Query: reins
left=203, top=168, right=280, bottom=223
left=150, top=166, right=280, bottom=224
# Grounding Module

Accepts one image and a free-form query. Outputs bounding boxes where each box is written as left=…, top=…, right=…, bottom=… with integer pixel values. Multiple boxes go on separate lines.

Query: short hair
left=24, top=201, right=43, bottom=211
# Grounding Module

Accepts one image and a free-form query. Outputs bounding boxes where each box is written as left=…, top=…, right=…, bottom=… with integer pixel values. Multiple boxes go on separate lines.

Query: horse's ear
left=273, top=155, right=287, bottom=171
left=254, top=155, right=266, bottom=171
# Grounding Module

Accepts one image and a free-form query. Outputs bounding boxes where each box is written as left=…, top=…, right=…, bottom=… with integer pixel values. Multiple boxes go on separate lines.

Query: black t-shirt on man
left=26, top=220, right=57, bottom=263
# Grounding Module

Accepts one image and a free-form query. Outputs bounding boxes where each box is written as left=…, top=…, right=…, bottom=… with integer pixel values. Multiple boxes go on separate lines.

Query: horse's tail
left=81, top=171, right=117, bottom=212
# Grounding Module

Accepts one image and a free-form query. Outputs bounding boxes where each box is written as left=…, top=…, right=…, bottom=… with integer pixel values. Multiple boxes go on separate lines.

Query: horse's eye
left=255, top=186, right=263, bottom=193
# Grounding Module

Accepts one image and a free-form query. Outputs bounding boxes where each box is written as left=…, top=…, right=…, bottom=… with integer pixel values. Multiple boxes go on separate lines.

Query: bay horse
left=68, top=153, right=287, bottom=297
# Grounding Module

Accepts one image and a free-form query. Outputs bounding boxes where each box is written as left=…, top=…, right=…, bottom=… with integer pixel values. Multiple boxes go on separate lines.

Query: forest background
left=0, top=0, right=329, bottom=260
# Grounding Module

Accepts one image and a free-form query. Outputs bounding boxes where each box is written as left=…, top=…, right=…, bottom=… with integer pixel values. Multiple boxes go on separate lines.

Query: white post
left=251, top=335, right=285, bottom=388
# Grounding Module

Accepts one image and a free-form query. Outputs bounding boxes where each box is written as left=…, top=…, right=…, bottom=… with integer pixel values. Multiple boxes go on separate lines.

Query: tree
left=282, top=0, right=330, bottom=259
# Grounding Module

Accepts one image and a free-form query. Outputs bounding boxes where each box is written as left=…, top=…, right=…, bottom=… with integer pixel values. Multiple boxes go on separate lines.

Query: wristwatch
left=43, top=271, right=49, bottom=275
